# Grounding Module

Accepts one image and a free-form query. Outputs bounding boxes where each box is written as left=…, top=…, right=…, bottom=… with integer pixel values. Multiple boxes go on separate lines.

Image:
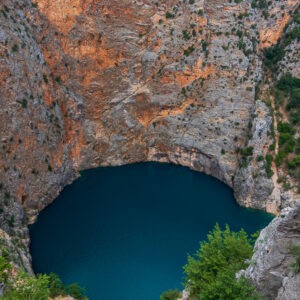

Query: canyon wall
left=0, top=0, right=299, bottom=298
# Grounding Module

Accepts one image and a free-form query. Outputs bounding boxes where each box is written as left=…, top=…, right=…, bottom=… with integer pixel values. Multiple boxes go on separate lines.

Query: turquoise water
left=30, top=163, right=273, bottom=300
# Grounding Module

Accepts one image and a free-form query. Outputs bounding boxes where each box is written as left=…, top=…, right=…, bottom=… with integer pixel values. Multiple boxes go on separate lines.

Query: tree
left=0, top=256, right=11, bottom=284
left=3, top=272, right=49, bottom=300
left=183, top=224, right=257, bottom=299
left=160, top=289, right=181, bottom=300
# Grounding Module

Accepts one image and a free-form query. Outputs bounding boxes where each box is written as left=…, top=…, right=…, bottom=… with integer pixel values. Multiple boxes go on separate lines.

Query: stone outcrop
left=233, top=100, right=276, bottom=212
left=242, top=203, right=300, bottom=300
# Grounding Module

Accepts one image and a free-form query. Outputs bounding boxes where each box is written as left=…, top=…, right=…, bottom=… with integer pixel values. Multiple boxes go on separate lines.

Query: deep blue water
left=30, top=163, right=273, bottom=300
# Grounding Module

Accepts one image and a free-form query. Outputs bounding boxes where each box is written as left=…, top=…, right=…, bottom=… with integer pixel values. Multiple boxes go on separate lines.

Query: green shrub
left=265, top=154, right=274, bottom=178
left=241, top=147, right=254, bottom=157
left=11, top=44, right=18, bottom=52
left=290, top=245, right=300, bottom=273
left=182, top=30, right=191, bottom=40
left=183, top=225, right=256, bottom=298
left=183, top=45, right=195, bottom=56
left=275, top=151, right=286, bottom=166
left=66, top=283, right=87, bottom=300
left=0, top=256, right=88, bottom=300
left=264, top=44, right=284, bottom=70
left=0, top=256, right=11, bottom=284
left=277, top=122, right=296, bottom=135
left=48, top=273, right=66, bottom=297
left=287, top=156, right=300, bottom=169
left=277, top=74, right=300, bottom=91
left=3, top=272, right=49, bottom=300
left=166, top=11, right=175, bottom=19
left=160, top=289, right=181, bottom=300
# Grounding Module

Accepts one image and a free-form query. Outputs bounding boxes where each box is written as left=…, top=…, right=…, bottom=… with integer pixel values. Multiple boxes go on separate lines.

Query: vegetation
left=269, top=74, right=300, bottom=190
left=183, top=45, right=195, bottom=56
left=161, top=225, right=260, bottom=300
left=0, top=255, right=87, bottom=300
left=166, top=11, right=175, bottom=19
left=160, top=289, right=181, bottom=300
left=290, top=245, right=300, bottom=273
left=238, top=146, right=254, bottom=167
left=263, top=7, right=300, bottom=71
left=265, top=154, right=274, bottom=178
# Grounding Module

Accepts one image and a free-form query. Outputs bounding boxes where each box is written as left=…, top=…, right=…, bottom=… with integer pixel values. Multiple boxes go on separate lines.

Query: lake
left=30, top=163, right=273, bottom=299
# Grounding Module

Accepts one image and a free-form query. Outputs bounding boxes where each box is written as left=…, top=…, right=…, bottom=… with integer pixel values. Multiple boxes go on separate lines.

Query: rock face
left=2, top=0, right=298, bottom=223
left=233, top=100, right=276, bottom=212
left=0, top=0, right=299, bottom=298
left=243, top=203, right=300, bottom=300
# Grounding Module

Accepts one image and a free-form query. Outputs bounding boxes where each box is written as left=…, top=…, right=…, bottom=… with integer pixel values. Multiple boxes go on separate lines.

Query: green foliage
left=265, top=154, right=274, bottom=178
left=0, top=256, right=88, bottom=300
left=275, top=150, right=286, bottom=166
left=42, top=74, right=48, bottom=84
left=277, top=74, right=300, bottom=91
left=277, top=75, right=300, bottom=126
left=160, top=289, right=181, bottom=300
left=48, top=272, right=66, bottom=298
left=198, top=268, right=258, bottom=300
left=182, top=30, right=191, bottom=40
left=17, top=99, right=28, bottom=109
left=287, top=156, right=300, bottom=170
left=0, top=256, right=11, bottom=284
left=166, top=11, right=175, bottom=19
left=277, top=122, right=296, bottom=155
left=241, top=147, right=254, bottom=157
left=66, top=283, right=87, bottom=300
left=201, top=40, right=208, bottom=52
left=286, top=27, right=300, bottom=44
left=3, top=272, right=49, bottom=300
left=264, top=44, right=284, bottom=70
left=264, top=7, right=300, bottom=71
left=251, top=0, right=268, bottom=9
left=183, top=45, right=195, bottom=56
left=11, top=44, right=18, bottom=52
left=290, top=245, right=300, bottom=273
left=183, top=224, right=256, bottom=299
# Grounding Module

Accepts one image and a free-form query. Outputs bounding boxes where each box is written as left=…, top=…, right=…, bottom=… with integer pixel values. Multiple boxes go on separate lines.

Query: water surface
left=30, top=163, right=273, bottom=300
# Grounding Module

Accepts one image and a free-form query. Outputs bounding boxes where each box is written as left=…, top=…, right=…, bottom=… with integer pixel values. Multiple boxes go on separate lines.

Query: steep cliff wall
left=0, top=0, right=299, bottom=296
left=242, top=203, right=300, bottom=300
left=2, top=0, right=297, bottom=224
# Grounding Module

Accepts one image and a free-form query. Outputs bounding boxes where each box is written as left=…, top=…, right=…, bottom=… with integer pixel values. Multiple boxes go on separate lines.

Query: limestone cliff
left=241, top=203, right=300, bottom=300
left=3, top=0, right=295, bottom=223
left=0, top=0, right=299, bottom=298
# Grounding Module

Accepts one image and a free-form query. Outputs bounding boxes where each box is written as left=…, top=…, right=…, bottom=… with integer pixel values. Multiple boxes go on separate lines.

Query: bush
left=277, top=74, right=300, bottom=91
left=0, top=256, right=88, bottom=300
left=264, top=45, right=284, bottom=70
left=275, top=151, right=286, bottom=166
left=160, top=289, right=181, bottom=300
left=183, top=45, right=195, bottom=56
left=277, top=122, right=296, bottom=135
left=166, top=11, right=175, bottom=19
left=265, top=154, right=274, bottom=178
left=3, top=272, right=49, bottom=300
left=241, top=147, right=254, bottom=157
left=183, top=225, right=257, bottom=299
left=66, top=283, right=87, bottom=300
left=48, top=273, right=66, bottom=298
left=290, top=245, right=300, bottom=273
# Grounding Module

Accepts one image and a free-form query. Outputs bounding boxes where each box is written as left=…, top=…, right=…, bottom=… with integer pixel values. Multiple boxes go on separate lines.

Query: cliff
left=0, top=0, right=299, bottom=298
left=241, top=203, right=300, bottom=299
